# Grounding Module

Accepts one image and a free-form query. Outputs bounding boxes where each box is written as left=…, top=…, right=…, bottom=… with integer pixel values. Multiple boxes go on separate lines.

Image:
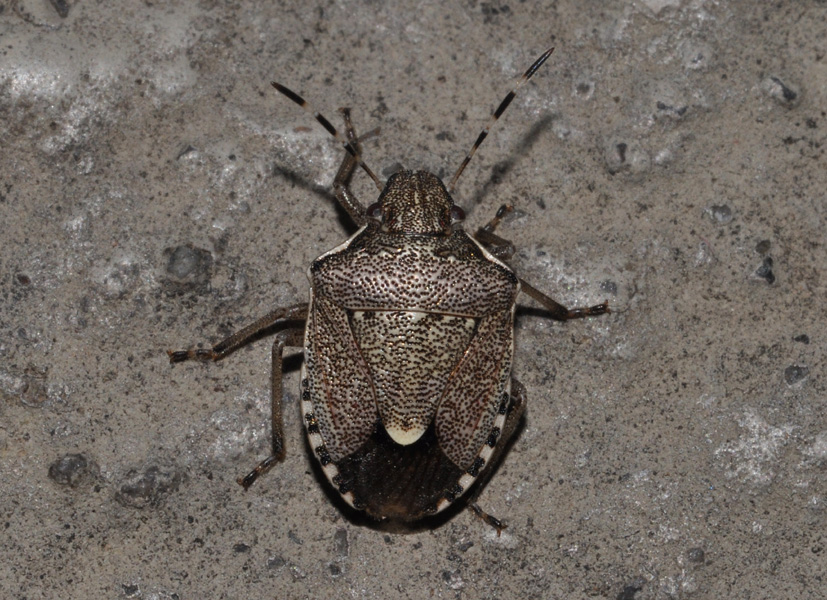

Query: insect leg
left=167, top=303, right=308, bottom=363
left=468, top=378, right=527, bottom=533
left=474, top=203, right=517, bottom=260
left=271, top=82, right=383, bottom=191
left=519, top=279, right=609, bottom=321
left=474, top=204, right=609, bottom=320
left=332, top=108, right=380, bottom=226
left=238, top=326, right=305, bottom=489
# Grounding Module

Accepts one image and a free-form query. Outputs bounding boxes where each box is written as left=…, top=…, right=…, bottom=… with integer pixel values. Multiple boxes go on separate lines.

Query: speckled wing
left=304, top=292, right=377, bottom=462
left=435, top=308, right=514, bottom=469
left=351, top=310, right=478, bottom=447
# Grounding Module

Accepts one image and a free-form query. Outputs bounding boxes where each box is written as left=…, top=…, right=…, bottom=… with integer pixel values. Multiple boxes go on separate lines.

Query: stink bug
left=169, top=47, right=609, bottom=528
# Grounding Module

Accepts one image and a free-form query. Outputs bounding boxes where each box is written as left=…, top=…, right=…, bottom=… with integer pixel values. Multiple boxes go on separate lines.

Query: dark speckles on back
left=377, top=171, right=454, bottom=235
left=311, top=228, right=518, bottom=317
left=302, top=178, right=520, bottom=513
left=302, top=170, right=521, bottom=515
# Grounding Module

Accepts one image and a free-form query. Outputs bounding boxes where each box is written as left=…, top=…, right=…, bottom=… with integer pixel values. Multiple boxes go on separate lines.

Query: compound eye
left=366, top=202, right=383, bottom=220
left=449, top=205, right=465, bottom=224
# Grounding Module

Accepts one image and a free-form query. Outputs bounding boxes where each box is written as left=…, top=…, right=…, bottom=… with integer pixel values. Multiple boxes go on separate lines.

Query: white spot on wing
left=385, top=422, right=428, bottom=446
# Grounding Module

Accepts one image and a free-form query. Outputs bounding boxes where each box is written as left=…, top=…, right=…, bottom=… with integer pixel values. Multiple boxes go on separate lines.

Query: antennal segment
left=447, top=47, right=555, bottom=194
left=271, top=82, right=384, bottom=191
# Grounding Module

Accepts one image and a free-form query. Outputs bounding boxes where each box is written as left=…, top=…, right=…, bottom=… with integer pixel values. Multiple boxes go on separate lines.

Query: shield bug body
left=169, top=48, right=608, bottom=528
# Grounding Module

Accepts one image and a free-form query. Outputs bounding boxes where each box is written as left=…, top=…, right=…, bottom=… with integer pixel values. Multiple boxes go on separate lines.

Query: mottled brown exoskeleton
left=169, top=48, right=609, bottom=530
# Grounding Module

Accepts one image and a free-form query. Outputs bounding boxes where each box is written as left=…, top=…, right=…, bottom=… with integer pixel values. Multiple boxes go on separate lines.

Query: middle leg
left=238, top=326, right=306, bottom=488
left=474, top=205, right=609, bottom=321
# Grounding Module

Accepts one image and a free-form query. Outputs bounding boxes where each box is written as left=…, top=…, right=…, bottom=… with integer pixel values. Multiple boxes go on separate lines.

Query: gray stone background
left=1, top=0, right=824, bottom=598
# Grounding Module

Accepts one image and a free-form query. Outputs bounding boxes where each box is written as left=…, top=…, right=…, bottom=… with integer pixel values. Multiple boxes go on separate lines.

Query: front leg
left=475, top=204, right=516, bottom=261
left=332, top=108, right=380, bottom=226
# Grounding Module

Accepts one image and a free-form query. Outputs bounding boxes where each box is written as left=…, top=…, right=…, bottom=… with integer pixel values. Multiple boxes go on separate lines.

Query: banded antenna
left=271, top=82, right=384, bottom=191
left=447, top=47, right=555, bottom=193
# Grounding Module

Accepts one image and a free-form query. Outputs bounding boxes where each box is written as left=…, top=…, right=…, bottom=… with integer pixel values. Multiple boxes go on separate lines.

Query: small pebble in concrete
left=754, top=256, right=775, bottom=284
left=48, top=453, right=99, bottom=487
left=333, top=527, right=349, bottom=558
left=163, top=244, right=213, bottom=294
left=762, top=75, right=800, bottom=107
left=687, top=547, right=706, bottom=564
left=116, top=465, right=185, bottom=508
left=708, top=204, right=732, bottom=224
left=784, top=365, right=809, bottom=386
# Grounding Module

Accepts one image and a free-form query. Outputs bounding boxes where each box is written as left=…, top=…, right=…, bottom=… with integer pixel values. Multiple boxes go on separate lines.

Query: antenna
left=271, top=82, right=384, bottom=191
left=447, top=47, right=555, bottom=193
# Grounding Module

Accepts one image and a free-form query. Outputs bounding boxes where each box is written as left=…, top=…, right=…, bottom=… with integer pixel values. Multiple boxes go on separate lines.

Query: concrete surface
left=1, top=0, right=825, bottom=598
